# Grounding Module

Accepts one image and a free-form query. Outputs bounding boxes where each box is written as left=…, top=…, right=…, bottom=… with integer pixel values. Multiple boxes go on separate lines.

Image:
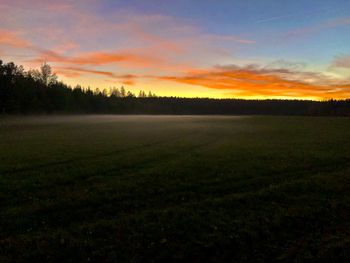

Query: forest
left=1, top=59, right=350, bottom=116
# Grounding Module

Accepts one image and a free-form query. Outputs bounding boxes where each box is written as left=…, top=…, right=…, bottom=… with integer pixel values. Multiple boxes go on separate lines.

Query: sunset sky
left=1, top=0, right=350, bottom=99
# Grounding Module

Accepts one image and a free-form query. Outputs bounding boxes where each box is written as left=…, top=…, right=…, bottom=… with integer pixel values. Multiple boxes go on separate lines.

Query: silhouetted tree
left=28, top=63, right=57, bottom=86
left=102, top=88, right=108, bottom=96
left=0, top=59, right=349, bottom=116
left=120, top=86, right=126, bottom=98
left=127, top=91, right=135, bottom=98
left=138, top=90, right=147, bottom=98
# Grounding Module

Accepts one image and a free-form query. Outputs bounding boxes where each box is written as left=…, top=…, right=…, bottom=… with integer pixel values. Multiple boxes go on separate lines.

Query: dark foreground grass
left=0, top=115, right=349, bottom=262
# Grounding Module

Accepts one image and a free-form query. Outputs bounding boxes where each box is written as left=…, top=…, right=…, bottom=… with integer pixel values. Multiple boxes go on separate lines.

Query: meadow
left=0, top=115, right=349, bottom=262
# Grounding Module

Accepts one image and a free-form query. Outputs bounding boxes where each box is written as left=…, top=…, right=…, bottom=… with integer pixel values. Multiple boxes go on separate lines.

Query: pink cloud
left=286, top=17, right=350, bottom=38
left=29, top=49, right=163, bottom=67
left=332, top=54, right=350, bottom=68
left=55, top=66, right=138, bottom=85
left=204, top=34, right=255, bottom=44
left=0, top=29, right=31, bottom=48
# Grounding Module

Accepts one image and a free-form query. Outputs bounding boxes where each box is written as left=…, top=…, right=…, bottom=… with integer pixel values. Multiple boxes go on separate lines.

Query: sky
left=1, top=0, right=350, bottom=99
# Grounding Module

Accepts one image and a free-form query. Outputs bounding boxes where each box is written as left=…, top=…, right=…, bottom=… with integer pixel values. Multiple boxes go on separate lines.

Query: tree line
left=1, top=59, right=349, bottom=116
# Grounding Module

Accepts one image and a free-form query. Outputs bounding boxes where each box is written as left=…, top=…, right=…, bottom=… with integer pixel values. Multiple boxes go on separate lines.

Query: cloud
left=157, top=64, right=350, bottom=99
left=0, top=0, right=258, bottom=92
left=0, top=0, right=252, bottom=64
left=327, top=17, right=350, bottom=28
left=53, top=42, right=80, bottom=53
left=286, top=17, right=350, bottom=38
left=0, top=29, right=32, bottom=48
left=0, top=0, right=92, bottom=11
left=332, top=54, right=350, bottom=68
left=30, top=49, right=162, bottom=68
left=203, top=34, right=255, bottom=44
left=56, top=67, right=115, bottom=78
left=3, top=0, right=346, bottom=99
left=55, top=66, right=138, bottom=85
left=255, top=7, right=338, bottom=24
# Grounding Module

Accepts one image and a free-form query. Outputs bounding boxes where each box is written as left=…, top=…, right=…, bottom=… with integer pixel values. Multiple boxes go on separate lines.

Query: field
left=1, top=115, right=350, bottom=262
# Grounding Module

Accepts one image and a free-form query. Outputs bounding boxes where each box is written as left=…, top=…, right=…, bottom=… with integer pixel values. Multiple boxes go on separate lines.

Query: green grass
left=1, top=115, right=349, bottom=262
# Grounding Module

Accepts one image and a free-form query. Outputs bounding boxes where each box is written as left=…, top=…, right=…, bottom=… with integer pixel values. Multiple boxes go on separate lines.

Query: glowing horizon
left=1, top=0, right=350, bottom=100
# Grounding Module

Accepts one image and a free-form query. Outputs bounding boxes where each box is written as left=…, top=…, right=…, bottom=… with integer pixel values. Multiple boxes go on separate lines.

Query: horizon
left=1, top=0, right=350, bottom=100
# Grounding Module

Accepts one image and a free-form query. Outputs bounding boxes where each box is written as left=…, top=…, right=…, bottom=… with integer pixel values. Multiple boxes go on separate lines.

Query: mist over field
left=1, top=0, right=350, bottom=261
left=1, top=114, right=246, bottom=125
left=1, top=115, right=350, bottom=262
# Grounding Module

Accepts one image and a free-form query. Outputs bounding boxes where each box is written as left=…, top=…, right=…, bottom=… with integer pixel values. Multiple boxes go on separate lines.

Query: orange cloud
left=0, top=29, right=31, bottom=48
left=55, top=66, right=138, bottom=85
left=0, top=0, right=255, bottom=85
left=56, top=67, right=115, bottom=77
left=30, top=49, right=163, bottom=68
left=158, top=65, right=350, bottom=99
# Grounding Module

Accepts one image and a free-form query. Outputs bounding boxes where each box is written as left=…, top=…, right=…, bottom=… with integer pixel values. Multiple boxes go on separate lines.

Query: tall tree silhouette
left=0, top=59, right=349, bottom=116
left=28, top=63, right=57, bottom=86
left=120, top=86, right=126, bottom=98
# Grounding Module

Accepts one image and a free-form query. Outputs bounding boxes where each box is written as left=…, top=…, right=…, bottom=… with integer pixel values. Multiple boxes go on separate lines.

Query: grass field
left=1, top=115, right=349, bottom=262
